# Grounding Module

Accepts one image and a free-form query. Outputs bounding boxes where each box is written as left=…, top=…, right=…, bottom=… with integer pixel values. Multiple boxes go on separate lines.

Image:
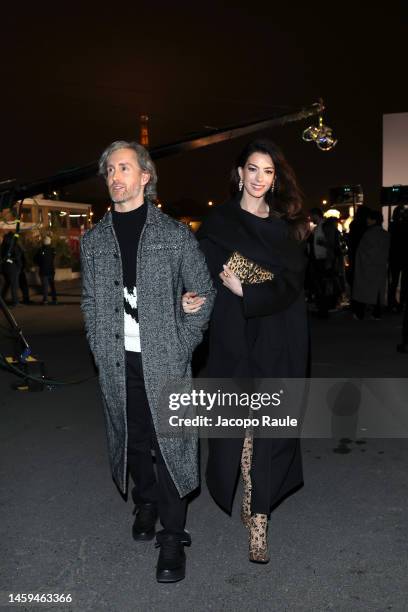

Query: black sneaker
left=132, top=502, right=158, bottom=541
left=155, top=530, right=191, bottom=583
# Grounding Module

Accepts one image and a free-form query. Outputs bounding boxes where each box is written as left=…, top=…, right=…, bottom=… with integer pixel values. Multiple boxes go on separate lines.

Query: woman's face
left=238, top=152, right=275, bottom=199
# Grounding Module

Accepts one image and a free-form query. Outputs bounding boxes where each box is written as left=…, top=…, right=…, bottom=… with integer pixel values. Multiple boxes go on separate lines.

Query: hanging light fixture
left=302, top=113, right=337, bottom=151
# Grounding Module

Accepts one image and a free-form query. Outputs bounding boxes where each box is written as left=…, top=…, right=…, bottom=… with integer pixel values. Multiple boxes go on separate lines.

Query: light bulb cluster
left=302, top=115, right=337, bottom=151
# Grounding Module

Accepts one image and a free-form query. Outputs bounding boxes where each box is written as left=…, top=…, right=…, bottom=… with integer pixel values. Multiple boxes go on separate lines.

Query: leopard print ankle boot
left=249, top=513, right=270, bottom=564
left=240, top=433, right=253, bottom=529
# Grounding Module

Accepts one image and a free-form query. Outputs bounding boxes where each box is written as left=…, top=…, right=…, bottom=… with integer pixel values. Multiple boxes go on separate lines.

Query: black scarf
left=197, top=197, right=305, bottom=274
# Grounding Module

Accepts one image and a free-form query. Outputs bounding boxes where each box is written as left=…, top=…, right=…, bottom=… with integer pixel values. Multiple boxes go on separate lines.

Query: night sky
left=2, top=1, right=407, bottom=217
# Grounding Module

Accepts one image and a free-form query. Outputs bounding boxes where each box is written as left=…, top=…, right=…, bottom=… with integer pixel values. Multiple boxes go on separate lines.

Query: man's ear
left=141, top=172, right=150, bottom=186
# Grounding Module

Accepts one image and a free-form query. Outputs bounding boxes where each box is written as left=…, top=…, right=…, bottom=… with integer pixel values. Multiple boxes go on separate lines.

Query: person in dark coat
left=347, top=205, right=370, bottom=315
left=307, top=208, right=344, bottom=317
left=396, top=299, right=408, bottom=353
left=185, top=139, right=309, bottom=564
left=347, top=205, right=370, bottom=285
left=1, top=231, right=23, bottom=307
left=19, top=248, right=31, bottom=305
left=388, top=204, right=408, bottom=312
left=352, top=209, right=390, bottom=320
left=34, top=236, right=57, bottom=304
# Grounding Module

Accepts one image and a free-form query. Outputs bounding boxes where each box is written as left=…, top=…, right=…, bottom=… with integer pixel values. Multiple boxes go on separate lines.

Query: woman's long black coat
left=197, top=198, right=309, bottom=515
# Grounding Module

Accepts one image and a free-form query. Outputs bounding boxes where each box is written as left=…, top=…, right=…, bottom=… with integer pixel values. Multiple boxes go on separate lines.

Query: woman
left=183, top=139, right=309, bottom=563
left=352, top=209, right=390, bottom=320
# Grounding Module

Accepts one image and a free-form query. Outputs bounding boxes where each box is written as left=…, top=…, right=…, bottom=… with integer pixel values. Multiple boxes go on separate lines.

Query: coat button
left=116, top=361, right=120, bottom=367
left=114, top=253, right=118, bottom=258
left=115, top=333, right=120, bottom=339
left=114, top=280, right=119, bottom=286
left=115, top=307, right=119, bottom=313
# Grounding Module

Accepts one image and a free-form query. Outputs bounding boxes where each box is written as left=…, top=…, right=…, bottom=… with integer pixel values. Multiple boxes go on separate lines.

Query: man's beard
left=110, top=189, right=130, bottom=204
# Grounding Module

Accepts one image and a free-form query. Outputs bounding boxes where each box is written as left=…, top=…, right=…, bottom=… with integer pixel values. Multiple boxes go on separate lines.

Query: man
left=34, top=236, right=57, bottom=304
left=80, top=141, right=215, bottom=583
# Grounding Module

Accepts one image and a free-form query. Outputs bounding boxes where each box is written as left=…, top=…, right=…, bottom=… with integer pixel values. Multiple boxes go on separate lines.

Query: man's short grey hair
left=98, top=140, right=158, bottom=200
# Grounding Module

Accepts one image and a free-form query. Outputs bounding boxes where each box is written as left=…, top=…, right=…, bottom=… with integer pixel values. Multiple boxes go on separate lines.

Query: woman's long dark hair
left=231, top=139, right=309, bottom=240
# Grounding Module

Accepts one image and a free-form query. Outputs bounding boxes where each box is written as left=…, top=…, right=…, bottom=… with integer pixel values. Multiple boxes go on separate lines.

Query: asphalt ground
left=1, top=281, right=407, bottom=612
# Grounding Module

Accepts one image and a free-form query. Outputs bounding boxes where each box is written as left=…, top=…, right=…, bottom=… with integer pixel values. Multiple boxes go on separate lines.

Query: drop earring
left=239, top=178, right=243, bottom=191
left=270, top=178, right=276, bottom=193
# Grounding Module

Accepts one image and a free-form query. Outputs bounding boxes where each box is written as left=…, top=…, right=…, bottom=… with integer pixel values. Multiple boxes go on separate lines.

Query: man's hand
left=182, top=291, right=206, bottom=313
left=219, top=265, right=243, bottom=297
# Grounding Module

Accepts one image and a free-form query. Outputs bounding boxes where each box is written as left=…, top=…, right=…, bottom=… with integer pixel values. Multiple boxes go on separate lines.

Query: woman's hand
left=182, top=291, right=206, bottom=313
left=219, top=265, right=243, bottom=297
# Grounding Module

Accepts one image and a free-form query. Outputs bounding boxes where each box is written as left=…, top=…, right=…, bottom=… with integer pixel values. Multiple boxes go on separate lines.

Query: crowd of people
left=306, top=203, right=408, bottom=330
left=0, top=233, right=57, bottom=306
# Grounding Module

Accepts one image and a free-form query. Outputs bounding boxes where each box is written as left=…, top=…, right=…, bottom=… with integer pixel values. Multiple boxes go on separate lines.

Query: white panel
left=383, top=113, right=408, bottom=187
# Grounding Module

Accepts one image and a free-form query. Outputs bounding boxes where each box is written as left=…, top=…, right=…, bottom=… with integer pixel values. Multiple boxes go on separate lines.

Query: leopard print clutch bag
left=225, top=251, right=274, bottom=284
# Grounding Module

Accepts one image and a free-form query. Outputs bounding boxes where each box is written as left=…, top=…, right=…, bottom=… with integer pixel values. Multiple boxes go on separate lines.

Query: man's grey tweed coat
left=80, top=202, right=215, bottom=497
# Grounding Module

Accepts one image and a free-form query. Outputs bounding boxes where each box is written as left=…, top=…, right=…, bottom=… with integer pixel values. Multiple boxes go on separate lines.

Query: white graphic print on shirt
left=124, top=286, right=141, bottom=352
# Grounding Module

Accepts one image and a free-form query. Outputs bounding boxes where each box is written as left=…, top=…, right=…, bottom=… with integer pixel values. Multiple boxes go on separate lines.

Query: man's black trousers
left=125, top=351, right=187, bottom=535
